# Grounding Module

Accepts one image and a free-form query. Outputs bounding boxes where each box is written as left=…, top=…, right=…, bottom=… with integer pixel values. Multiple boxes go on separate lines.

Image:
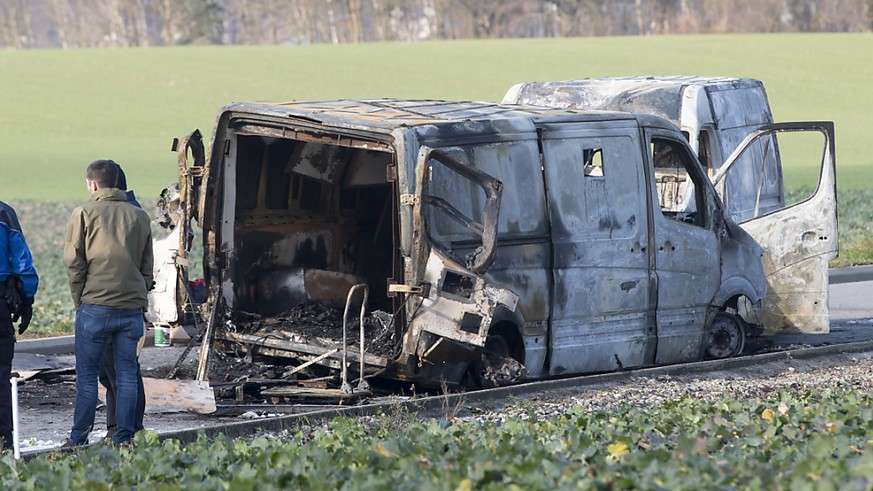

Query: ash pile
left=210, top=303, right=397, bottom=403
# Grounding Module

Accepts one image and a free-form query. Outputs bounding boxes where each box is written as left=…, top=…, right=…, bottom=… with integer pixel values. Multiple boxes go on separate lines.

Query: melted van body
left=153, top=99, right=787, bottom=391
left=503, top=77, right=783, bottom=222
left=503, top=77, right=838, bottom=335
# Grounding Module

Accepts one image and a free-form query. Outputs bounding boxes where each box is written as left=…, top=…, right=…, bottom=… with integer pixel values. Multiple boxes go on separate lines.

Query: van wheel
left=705, top=312, right=746, bottom=359
left=484, top=334, right=511, bottom=358
left=471, top=334, right=527, bottom=389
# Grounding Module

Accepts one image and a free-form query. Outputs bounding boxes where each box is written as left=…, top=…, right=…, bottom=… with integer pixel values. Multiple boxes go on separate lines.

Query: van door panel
left=408, top=144, right=531, bottom=354
left=540, top=123, right=654, bottom=375
left=646, top=133, right=721, bottom=363
left=717, top=122, right=837, bottom=334
left=411, top=138, right=552, bottom=375
left=173, top=129, right=206, bottom=319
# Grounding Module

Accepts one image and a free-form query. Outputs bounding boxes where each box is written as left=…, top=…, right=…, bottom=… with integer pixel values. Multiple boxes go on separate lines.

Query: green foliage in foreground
left=3, top=385, right=873, bottom=490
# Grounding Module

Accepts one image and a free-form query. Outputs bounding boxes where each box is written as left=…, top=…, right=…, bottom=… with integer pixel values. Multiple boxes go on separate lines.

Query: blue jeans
left=70, top=304, right=143, bottom=445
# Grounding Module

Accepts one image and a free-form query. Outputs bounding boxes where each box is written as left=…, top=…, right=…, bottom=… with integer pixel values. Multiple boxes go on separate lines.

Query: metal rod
left=196, top=290, right=222, bottom=382
left=284, top=349, right=339, bottom=378
left=341, top=284, right=367, bottom=394
left=358, top=287, right=369, bottom=390
left=11, top=376, right=19, bottom=459
left=167, top=281, right=208, bottom=379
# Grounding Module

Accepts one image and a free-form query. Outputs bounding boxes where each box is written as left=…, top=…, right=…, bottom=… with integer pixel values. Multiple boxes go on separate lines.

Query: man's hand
left=6, top=275, right=33, bottom=334
left=12, top=297, right=34, bottom=335
left=3, top=275, right=23, bottom=313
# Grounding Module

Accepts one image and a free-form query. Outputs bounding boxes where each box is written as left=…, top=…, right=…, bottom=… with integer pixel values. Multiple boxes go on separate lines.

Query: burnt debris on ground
left=233, top=303, right=396, bottom=357
left=207, top=303, right=398, bottom=403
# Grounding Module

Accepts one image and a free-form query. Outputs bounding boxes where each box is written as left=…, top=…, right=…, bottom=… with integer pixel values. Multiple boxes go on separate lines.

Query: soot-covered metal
left=156, top=99, right=835, bottom=406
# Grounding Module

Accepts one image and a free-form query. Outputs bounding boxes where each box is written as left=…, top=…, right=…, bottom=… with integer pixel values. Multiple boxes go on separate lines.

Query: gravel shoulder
left=455, top=346, right=873, bottom=426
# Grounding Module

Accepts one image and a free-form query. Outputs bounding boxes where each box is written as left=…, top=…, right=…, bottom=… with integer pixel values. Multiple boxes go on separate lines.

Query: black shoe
left=59, top=438, right=85, bottom=449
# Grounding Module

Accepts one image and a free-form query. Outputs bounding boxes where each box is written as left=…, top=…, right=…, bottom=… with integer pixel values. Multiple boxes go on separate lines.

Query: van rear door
left=173, top=129, right=207, bottom=319
left=714, top=122, right=838, bottom=334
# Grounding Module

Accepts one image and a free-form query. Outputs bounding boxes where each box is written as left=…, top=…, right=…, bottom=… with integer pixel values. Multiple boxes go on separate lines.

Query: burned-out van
left=503, top=77, right=839, bottom=335
left=153, top=99, right=832, bottom=392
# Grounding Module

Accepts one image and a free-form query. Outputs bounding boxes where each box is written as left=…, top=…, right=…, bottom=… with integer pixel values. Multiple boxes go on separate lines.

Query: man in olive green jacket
left=63, top=159, right=153, bottom=446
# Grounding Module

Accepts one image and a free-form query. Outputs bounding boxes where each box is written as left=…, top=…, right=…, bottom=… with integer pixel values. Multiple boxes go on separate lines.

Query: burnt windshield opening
left=230, top=133, right=399, bottom=319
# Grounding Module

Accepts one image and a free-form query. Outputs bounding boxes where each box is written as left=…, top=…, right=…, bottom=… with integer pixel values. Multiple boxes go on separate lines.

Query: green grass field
left=2, top=34, right=872, bottom=336
left=0, top=33, right=872, bottom=201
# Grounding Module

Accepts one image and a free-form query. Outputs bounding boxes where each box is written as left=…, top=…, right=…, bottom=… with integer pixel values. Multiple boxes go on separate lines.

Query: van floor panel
left=232, top=303, right=397, bottom=358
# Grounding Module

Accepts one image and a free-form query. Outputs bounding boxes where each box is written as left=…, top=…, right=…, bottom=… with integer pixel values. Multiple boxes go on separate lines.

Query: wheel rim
left=484, top=334, right=510, bottom=358
left=472, top=334, right=512, bottom=388
left=705, top=312, right=746, bottom=359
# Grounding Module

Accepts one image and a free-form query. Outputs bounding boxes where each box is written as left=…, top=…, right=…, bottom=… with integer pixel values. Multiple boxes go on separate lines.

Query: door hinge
left=388, top=282, right=431, bottom=297
left=400, top=194, right=420, bottom=206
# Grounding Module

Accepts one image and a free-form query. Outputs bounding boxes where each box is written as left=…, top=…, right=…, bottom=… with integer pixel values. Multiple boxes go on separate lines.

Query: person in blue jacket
left=0, top=200, right=38, bottom=451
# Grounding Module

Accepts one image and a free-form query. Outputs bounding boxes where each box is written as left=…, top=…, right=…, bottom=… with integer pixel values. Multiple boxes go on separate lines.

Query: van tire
left=470, top=334, right=527, bottom=389
left=705, top=311, right=747, bottom=359
left=483, top=334, right=511, bottom=358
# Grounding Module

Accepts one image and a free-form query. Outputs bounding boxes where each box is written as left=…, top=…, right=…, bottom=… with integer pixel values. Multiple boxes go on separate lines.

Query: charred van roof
left=218, top=99, right=677, bottom=133
left=503, top=77, right=765, bottom=128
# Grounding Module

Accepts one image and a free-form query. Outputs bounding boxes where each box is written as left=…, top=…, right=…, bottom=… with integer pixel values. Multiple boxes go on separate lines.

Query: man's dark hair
left=86, top=160, right=119, bottom=189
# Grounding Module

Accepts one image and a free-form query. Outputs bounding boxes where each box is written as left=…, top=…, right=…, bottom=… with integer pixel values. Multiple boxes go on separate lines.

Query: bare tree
left=18, top=0, right=37, bottom=48
left=101, top=0, right=130, bottom=46
left=346, top=0, right=363, bottom=42
left=47, top=0, right=71, bottom=48
left=864, top=0, right=873, bottom=30
left=156, top=0, right=179, bottom=45
left=129, top=0, right=151, bottom=46
left=0, top=1, right=25, bottom=49
left=1, top=0, right=872, bottom=49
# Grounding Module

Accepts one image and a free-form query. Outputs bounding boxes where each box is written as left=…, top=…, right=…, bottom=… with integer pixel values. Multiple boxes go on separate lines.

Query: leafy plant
left=4, top=385, right=873, bottom=489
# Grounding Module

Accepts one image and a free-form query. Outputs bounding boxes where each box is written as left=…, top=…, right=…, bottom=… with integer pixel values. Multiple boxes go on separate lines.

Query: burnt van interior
left=229, top=131, right=398, bottom=315
left=211, top=126, right=404, bottom=382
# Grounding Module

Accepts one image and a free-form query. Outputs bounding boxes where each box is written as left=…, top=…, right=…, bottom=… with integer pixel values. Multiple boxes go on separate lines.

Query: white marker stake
left=11, top=377, right=19, bottom=459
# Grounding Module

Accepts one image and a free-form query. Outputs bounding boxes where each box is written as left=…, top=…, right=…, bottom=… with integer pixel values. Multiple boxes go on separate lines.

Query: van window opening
left=698, top=130, right=713, bottom=175
left=582, top=148, right=604, bottom=177
left=725, top=129, right=826, bottom=221
left=651, top=138, right=707, bottom=228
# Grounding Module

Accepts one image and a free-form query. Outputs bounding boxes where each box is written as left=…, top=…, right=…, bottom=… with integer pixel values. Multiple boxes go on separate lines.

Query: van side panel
left=540, top=122, right=655, bottom=375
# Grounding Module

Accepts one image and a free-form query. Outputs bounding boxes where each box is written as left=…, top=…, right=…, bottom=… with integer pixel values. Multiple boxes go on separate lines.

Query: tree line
left=1, top=0, right=871, bottom=49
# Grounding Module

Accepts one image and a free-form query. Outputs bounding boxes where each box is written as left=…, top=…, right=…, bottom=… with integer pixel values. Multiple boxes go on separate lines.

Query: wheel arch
left=712, top=276, right=763, bottom=310
left=486, top=304, right=526, bottom=364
